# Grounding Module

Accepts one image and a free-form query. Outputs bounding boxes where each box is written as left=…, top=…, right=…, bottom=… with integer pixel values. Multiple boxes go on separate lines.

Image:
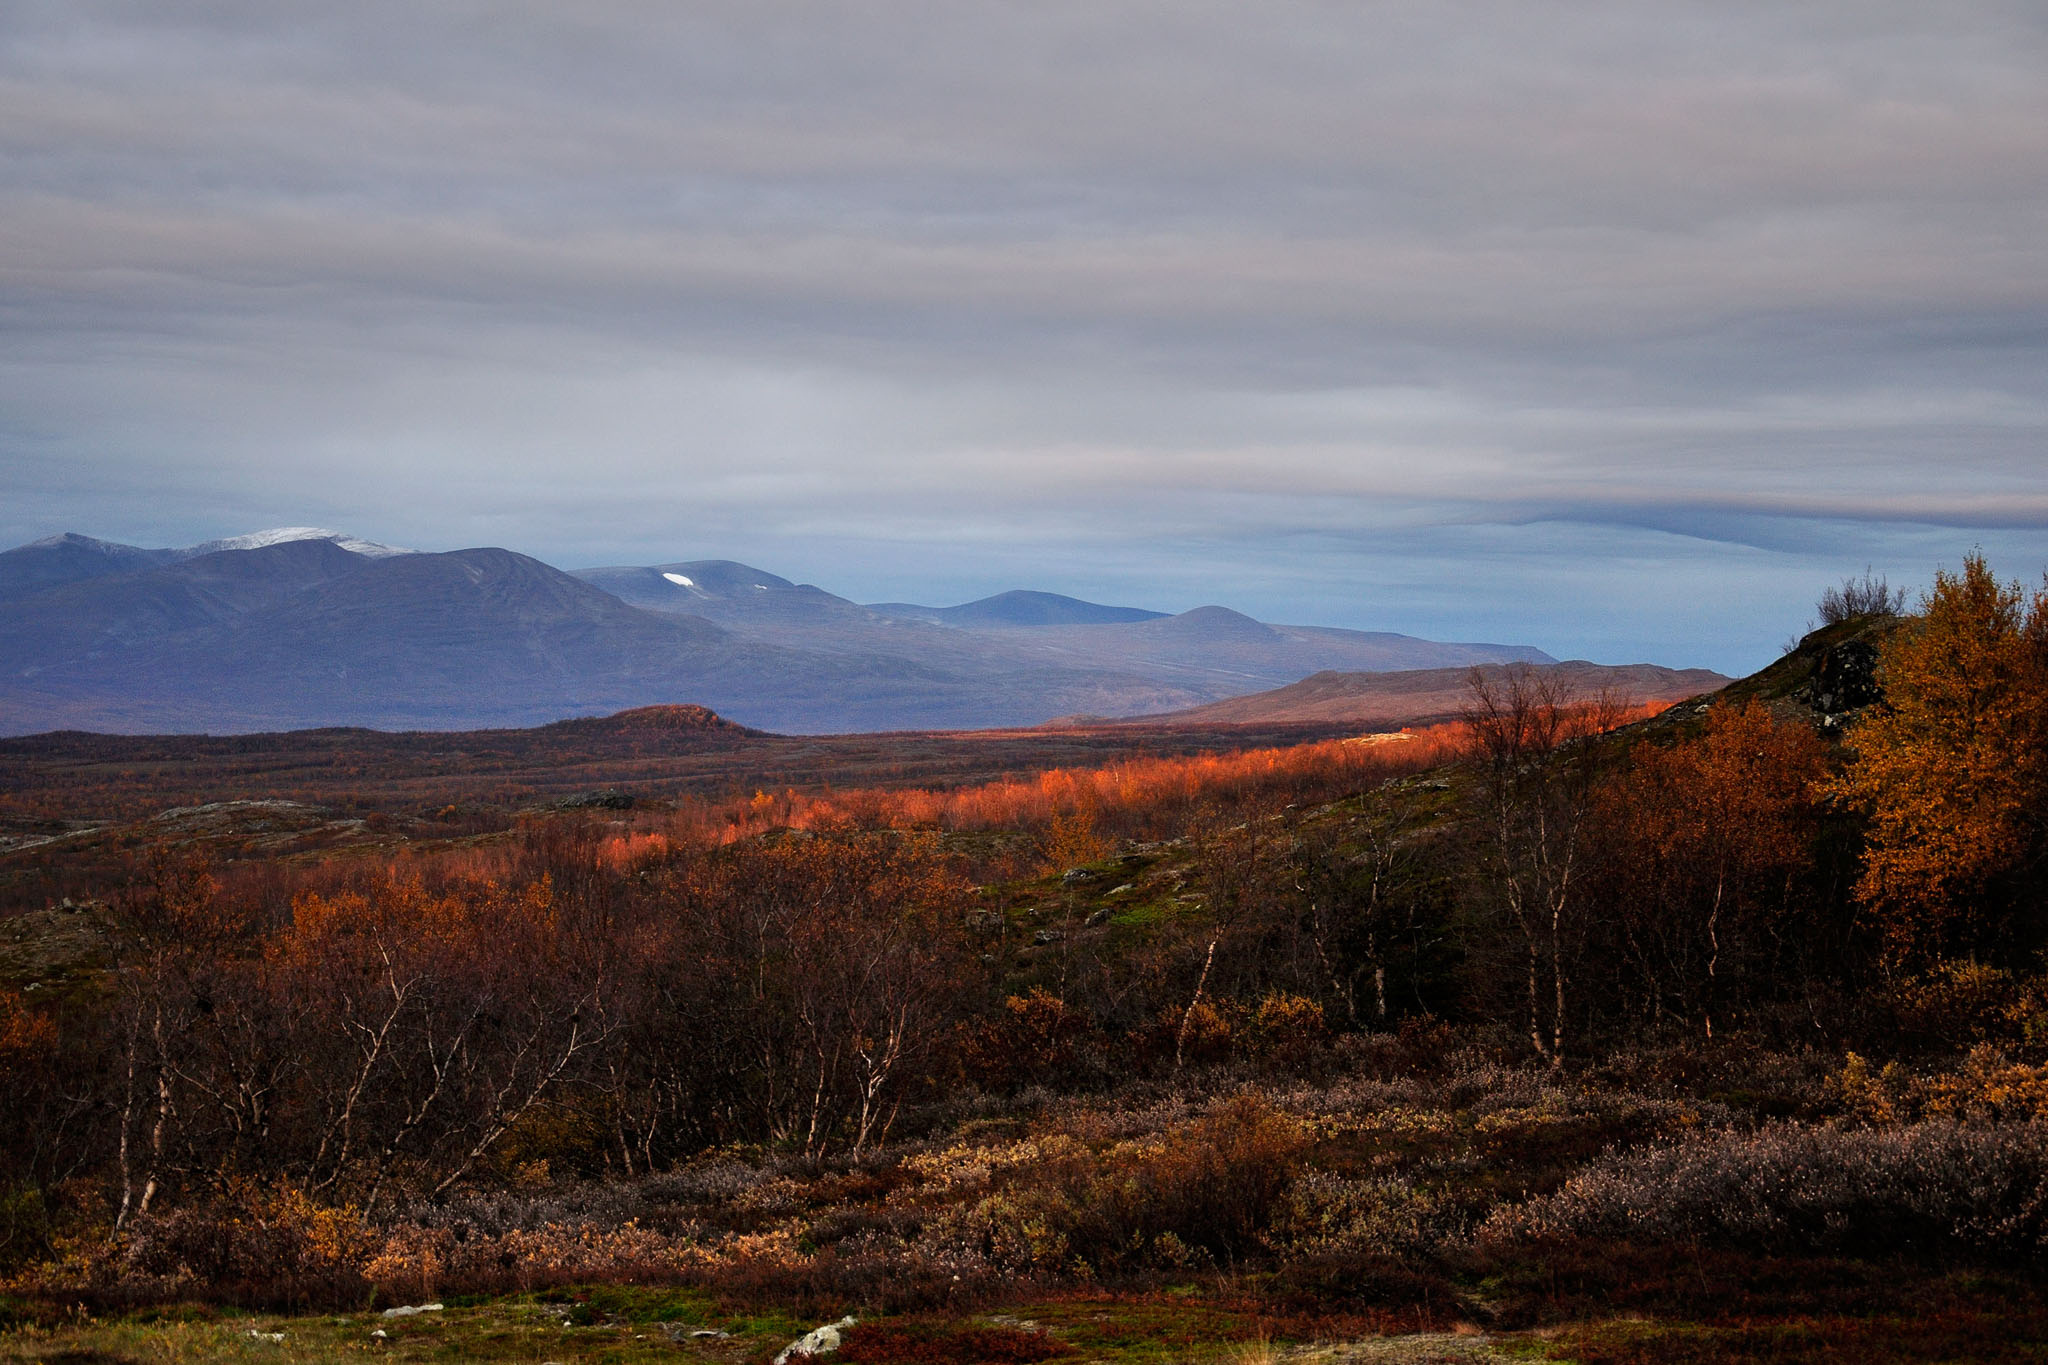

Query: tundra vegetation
left=1, top=556, right=2047, bottom=1363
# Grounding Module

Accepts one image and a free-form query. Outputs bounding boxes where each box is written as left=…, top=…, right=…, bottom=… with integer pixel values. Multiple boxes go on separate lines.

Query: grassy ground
left=12, top=1290, right=2048, bottom=1365
left=0, top=1291, right=1538, bottom=1365
left=1534, top=1310, right=2048, bottom=1363
left=1, top=1289, right=774, bottom=1364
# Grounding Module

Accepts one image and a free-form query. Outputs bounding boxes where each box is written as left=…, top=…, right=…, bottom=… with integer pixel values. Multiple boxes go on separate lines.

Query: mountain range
left=0, top=526, right=1686, bottom=736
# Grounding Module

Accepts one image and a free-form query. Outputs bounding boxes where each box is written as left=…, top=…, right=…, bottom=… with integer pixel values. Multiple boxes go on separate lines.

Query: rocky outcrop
left=1795, top=635, right=1885, bottom=723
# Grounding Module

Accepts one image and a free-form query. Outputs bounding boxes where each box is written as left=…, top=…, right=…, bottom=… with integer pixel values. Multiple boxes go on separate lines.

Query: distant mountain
left=1131, top=661, right=1733, bottom=727
left=1, top=543, right=1073, bottom=734
left=575, top=559, right=798, bottom=607
left=1132, top=604, right=1283, bottom=644
left=870, top=590, right=1168, bottom=627
left=966, top=608, right=1558, bottom=695
left=183, top=527, right=412, bottom=558
left=0, top=540, right=1199, bottom=733
left=1, top=529, right=1596, bottom=735
left=0, top=527, right=407, bottom=604
left=584, top=560, right=1555, bottom=699
left=0, top=534, right=180, bottom=601
left=575, top=560, right=874, bottom=638
left=4, top=538, right=371, bottom=668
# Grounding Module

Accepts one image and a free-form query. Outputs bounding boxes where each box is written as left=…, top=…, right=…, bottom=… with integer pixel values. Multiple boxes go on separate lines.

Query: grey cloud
left=2, top=0, right=2046, bottom=675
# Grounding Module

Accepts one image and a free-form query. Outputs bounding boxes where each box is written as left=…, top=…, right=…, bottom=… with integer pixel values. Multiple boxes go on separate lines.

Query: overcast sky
left=5, top=1, right=2046, bottom=671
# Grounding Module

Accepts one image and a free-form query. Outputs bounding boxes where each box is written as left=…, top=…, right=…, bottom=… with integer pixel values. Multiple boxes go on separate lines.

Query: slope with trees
left=0, top=558, right=2045, bottom=1361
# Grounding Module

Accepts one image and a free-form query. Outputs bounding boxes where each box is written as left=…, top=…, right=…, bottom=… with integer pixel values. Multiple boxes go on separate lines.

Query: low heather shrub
left=924, top=1094, right=1306, bottom=1276
left=1488, top=1120, right=2048, bottom=1260
left=1272, top=1172, right=1465, bottom=1259
left=392, top=1178, right=683, bottom=1236
left=1834, top=1046, right=2048, bottom=1127
left=362, top=1217, right=710, bottom=1302
left=118, top=1184, right=377, bottom=1308
left=1884, top=962, right=2042, bottom=1049
left=964, top=989, right=1104, bottom=1092
left=1325, top=1018, right=1469, bottom=1081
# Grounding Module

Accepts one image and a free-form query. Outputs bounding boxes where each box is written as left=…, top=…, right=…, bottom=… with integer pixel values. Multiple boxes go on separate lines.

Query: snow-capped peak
left=25, top=532, right=129, bottom=553
left=185, top=527, right=413, bottom=558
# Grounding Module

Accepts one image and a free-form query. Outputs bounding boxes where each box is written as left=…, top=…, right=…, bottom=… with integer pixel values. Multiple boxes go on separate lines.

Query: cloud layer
left=5, top=1, right=2047, bottom=669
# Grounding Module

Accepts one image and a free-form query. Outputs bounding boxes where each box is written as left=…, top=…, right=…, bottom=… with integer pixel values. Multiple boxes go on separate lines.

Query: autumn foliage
left=1828, top=553, right=2048, bottom=960
left=1596, top=701, right=1830, bottom=1034
left=8, top=564, right=2048, bottom=1329
left=675, top=727, right=1475, bottom=848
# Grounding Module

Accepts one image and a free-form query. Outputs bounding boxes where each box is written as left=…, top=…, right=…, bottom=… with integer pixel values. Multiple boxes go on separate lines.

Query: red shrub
left=830, top=1322, right=1074, bottom=1364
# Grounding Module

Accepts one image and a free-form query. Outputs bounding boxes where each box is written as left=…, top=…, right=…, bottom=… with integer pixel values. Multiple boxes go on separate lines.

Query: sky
left=4, top=1, right=2047, bottom=673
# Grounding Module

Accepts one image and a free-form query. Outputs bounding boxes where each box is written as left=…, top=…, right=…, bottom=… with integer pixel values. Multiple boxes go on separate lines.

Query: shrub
left=1327, top=1017, right=1465, bottom=1081
left=926, top=1095, right=1307, bottom=1277
left=1833, top=1046, right=2048, bottom=1127
left=120, top=1183, right=376, bottom=1307
left=1039, top=801, right=1115, bottom=874
left=964, top=990, right=1099, bottom=1092
left=1143, top=1000, right=1232, bottom=1070
left=1488, top=1120, right=2048, bottom=1260
left=1833, top=1052, right=1914, bottom=1126
left=1248, top=993, right=1328, bottom=1072
left=0, top=1186, right=52, bottom=1275
left=365, top=1218, right=701, bottom=1300
left=1139, top=1094, right=1309, bottom=1261
left=831, top=1321, right=1074, bottom=1364
left=1818, top=569, right=1905, bottom=624
left=1272, top=1172, right=1463, bottom=1260
left=1927, top=1049, right=2048, bottom=1123
left=1887, top=962, right=2046, bottom=1050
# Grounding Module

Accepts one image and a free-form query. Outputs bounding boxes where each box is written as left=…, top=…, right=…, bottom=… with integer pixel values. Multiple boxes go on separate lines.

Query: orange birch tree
left=1827, top=554, right=2048, bottom=961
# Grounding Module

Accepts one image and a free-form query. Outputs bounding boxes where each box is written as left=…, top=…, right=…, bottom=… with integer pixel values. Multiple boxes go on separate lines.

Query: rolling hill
left=1121, top=660, right=1733, bottom=727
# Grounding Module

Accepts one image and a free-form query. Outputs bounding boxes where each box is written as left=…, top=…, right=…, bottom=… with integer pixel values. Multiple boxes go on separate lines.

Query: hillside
left=1130, top=660, right=1732, bottom=726
left=9, top=592, right=2048, bottom=1364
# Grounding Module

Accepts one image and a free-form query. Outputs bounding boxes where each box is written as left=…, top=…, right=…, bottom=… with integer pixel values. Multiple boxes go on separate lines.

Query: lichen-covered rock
left=1800, top=636, right=1883, bottom=716
left=774, top=1315, right=857, bottom=1365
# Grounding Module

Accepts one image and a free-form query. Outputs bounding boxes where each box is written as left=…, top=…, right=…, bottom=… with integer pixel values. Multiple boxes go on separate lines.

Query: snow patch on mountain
left=186, top=528, right=413, bottom=558
left=24, top=532, right=140, bottom=554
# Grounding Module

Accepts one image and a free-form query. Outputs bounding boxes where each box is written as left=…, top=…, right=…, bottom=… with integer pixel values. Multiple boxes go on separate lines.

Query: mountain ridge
left=1117, top=660, right=1734, bottom=727
left=868, top=589, right=1169, bottom=627
left=1, top=528, right=1625, bottom=735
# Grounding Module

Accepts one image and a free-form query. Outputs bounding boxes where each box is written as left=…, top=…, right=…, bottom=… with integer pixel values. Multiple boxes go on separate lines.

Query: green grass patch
left=1541, top=1310, right=2048, bottom=1364
left=565, top=1284, right=720, bottom=1325
left=0, top=1296, right=766, bottom=1364
left=1108, top=899, right=1176, bottom=928
left=1003, top=1297, right=1263, bottom=1364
